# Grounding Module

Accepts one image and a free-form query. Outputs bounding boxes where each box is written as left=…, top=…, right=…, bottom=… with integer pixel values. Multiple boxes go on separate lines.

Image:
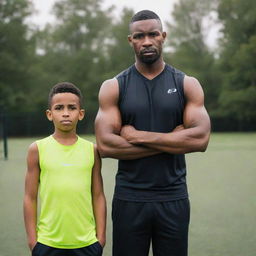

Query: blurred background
left=1, top=1, right=256, bottom=256
left=1, top=0, right=255, bottom=137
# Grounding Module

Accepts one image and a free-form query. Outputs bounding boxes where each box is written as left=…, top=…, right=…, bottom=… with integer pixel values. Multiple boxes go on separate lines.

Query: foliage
left=1, top=0, right=256, bottom=132
left=166, top=0, right=219, bottom=110
left=0, top=0, right=35, bottom=111
left=217, top=0, right=256, bottom=124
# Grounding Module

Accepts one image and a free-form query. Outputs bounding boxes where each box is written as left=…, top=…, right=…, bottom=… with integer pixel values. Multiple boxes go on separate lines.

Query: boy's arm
left=23, top=142, right=40, bottom=251
left=91, top=144, right=106, bottom=247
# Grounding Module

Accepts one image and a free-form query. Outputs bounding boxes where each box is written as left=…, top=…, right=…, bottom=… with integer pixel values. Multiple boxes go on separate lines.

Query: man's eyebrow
left=133, top=30, right=160, bottom=34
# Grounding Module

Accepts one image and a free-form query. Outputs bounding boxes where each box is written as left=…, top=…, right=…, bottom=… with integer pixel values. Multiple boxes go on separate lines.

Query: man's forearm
left=96, top=133, right=161, bottom=160
left=122, top=127, right=210, bottom=154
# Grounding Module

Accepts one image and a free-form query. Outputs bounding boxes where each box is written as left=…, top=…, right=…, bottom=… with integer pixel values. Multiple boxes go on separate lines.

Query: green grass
left=0, top=133, right=256, bottom=256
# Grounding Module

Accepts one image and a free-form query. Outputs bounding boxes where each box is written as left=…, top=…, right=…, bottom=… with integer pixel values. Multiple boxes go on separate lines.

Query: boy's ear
left=79, top=109, right=85, bottom=121
left=46, top=109, right=53, bottom=121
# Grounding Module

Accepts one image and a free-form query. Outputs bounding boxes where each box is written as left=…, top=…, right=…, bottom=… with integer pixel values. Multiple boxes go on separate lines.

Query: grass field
left=0, top=133, right=256, bottom=256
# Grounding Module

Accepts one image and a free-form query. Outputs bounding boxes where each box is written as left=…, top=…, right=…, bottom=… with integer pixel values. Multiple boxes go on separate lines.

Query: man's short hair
left=130, top=10, right=162, bottom=31
left=48, top=82, right=83, bottom=108
left=130, top=10, right=161, bottom=24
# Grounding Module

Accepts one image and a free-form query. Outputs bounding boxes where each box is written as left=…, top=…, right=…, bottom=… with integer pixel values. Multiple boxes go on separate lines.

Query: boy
left=24, top=82, right=106, bottom=256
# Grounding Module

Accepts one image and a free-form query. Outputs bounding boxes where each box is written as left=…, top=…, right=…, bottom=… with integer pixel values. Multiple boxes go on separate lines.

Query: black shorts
left=32, top=241, right=103, bottom=256
left=112, top=198, right=190, bottom=256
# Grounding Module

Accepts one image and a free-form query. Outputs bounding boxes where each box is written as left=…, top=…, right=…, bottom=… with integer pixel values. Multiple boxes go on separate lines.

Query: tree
left=166, top=0, right=219, bottom=110
left=217, top=0, right=256, bottom=128
left=103, top=8, right=135, bottom=78
left=0, top=0, right=35, bottom=111
left=32, top=0, right=114, bottom=116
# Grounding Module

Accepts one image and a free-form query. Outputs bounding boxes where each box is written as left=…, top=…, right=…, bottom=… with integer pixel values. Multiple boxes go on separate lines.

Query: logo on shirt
left=167, top=88, right=177, bottom=94
left=62, top=163, right=73, bottom=167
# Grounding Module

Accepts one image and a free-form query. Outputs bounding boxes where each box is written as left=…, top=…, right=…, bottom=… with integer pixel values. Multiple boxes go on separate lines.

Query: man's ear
left=162, top=31, right=167, bottom=42
left=128, top=35, right=133, bottom=47
left=46, top=109, right=53, bottom=121
left=79, top=109, right=85, bottom=121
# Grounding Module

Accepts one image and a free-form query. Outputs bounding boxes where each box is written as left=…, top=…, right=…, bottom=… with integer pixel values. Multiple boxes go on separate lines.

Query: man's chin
left=139, top=54, right=160, bottom=64
left=141, top=57, right=158, bottom=64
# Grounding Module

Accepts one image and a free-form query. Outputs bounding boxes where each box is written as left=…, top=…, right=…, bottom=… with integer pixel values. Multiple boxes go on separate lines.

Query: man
left=95, top=10, right=211, bottom=256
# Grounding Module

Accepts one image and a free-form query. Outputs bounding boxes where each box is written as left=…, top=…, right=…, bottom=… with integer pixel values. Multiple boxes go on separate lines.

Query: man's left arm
left=121, top=76, right=211, bottom=154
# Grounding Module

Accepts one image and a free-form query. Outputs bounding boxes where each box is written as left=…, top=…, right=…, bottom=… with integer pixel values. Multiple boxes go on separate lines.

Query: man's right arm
left=95, top=78, right=160, bottom=160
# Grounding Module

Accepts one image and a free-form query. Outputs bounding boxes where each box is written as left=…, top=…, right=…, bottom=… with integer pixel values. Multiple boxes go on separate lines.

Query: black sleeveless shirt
left=115, top=64, right=188, bottom=201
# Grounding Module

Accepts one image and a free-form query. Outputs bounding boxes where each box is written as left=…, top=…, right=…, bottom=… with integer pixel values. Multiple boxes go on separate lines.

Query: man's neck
left=135, top=58, right=165, bottom=80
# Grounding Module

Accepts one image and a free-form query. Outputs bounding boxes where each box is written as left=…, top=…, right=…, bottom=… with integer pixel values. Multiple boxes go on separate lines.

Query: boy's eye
left=55, top=106, right=62, bottom=110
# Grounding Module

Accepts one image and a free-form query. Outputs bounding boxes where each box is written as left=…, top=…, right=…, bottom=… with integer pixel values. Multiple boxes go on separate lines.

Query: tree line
left=1, top=0, right=255, bottom=136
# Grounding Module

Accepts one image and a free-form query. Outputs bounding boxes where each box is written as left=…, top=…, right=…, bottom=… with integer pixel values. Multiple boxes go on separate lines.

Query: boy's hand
left=28, top=239, right=37, bottom=251
left=98, top=236, right=106, bottom=248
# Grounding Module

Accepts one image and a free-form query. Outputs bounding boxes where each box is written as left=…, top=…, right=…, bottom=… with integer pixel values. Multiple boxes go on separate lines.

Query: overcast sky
left=30, top=0, right=177, bottom=29
left=30, top=0, right=219, bottom=48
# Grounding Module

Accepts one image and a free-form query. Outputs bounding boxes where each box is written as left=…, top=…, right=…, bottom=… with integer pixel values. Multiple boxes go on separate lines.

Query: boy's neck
left=52, top=131, right=78, bottom=146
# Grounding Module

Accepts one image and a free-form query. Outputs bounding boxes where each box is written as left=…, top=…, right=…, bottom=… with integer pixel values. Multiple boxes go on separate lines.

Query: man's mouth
left=141, top=49, right=156, bottom=56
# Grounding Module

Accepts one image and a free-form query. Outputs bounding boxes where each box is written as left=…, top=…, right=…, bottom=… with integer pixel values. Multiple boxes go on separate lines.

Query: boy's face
left=46, top=93, right=84, bottom=133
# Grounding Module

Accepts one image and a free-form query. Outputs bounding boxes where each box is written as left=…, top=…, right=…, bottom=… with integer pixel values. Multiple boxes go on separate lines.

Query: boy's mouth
left=61, top=120, right=72, bottom=124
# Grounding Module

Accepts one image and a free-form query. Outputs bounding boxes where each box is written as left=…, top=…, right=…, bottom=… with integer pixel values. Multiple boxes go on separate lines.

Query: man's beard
left=137, top=47, right=161, bottom=64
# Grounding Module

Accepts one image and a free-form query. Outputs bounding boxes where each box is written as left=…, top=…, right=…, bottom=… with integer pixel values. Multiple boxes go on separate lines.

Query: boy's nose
left=62, top=110, right=69, bottom=116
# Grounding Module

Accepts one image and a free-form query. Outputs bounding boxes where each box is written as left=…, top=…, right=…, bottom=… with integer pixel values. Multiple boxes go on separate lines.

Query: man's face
left=128, top=19, right=166, bottom=64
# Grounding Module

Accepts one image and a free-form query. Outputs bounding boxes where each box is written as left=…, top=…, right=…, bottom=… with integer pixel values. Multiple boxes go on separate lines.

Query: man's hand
left=120, top=125, right=139, bottom=144
left=172, top=124, right=185, bottom=133
left=121, top=124, right=185, bottom=145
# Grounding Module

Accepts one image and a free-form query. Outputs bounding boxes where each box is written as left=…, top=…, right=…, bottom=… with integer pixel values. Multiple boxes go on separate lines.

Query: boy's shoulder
left=35, top=135, right=52, bottom=146
left=77, top=136, right=95, bottom=150
left=27, top=136, right=51, bottom=156
left=34, top=136, right=95, bottom=151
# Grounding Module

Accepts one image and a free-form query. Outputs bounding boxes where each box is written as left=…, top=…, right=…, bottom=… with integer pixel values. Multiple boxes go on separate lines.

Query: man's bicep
left=96, top=78, right=121, bottom=134
left=95, top=106, right=122, bottom=135
left=183, top=76, right=211, bottom=134
left=183, top=103, right=210, bottom=131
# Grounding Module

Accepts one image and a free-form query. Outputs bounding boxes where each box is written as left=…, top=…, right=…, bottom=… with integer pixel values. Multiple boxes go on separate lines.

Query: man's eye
left=149, top=32, right=159, bottom=37
left=134, top=34, right=144, bottom=39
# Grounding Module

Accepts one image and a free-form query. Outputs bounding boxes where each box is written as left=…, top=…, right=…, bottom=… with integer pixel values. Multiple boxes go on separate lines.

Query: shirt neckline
left=132, top=63, right=167, bottom=82
left=50, top=135, right=79, bottom=148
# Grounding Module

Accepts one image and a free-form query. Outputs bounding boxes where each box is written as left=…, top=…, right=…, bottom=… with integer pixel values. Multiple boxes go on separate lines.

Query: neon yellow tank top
left=36, top=135, right=97, bottom=249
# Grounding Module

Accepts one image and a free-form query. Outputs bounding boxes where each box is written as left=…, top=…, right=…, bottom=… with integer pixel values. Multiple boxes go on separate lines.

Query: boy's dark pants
left=32, top=241, right=102, bottom=256
left=112, top=198, right=190, bottom=256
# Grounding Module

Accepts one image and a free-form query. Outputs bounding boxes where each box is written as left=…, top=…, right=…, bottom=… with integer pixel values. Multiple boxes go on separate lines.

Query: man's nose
left=142, top=36, right=153, bottom=47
